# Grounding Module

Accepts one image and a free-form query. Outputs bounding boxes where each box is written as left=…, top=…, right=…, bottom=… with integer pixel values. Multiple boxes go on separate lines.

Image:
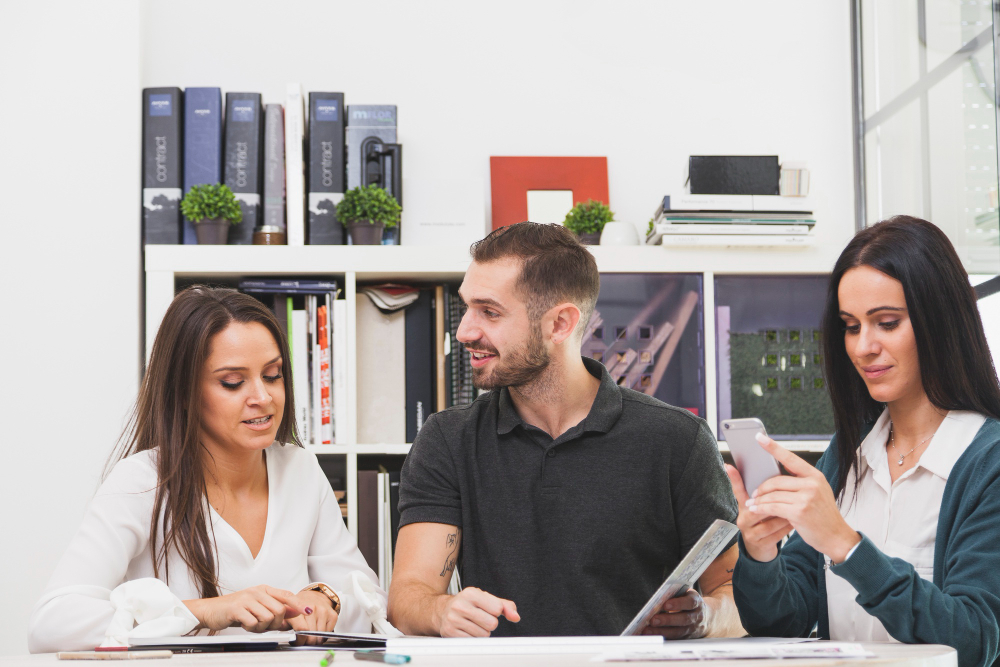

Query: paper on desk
left=129, top=630, right=296, bottom=647
left=387, top=636, right=663, bottom=656
left=620, top=520, right=739, bottom=636
left=594, top=641, right=874, bottom=662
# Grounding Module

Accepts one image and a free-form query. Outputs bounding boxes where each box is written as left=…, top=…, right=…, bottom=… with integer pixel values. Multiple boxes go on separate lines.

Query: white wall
left=141, top=0, right=858, bottom=269
left=0, top=1, right=141, bottom=656
left=0, top=0, right=856, bottom=656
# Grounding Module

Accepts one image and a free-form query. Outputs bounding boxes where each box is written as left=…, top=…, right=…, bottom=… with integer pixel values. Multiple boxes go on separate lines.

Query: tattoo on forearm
left=440, top=531, right=460, bottom=577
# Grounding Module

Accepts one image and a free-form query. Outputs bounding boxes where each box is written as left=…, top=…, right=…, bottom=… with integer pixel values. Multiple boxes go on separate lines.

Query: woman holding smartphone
left=29, top=287, right=382, bottom=652
left=728, top=216, right=1000, bottom=667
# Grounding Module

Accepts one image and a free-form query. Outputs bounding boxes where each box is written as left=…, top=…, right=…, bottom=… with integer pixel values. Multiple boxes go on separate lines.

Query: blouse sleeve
left=306, top=462, right=385, bottom=633
left=27, top=456, right=157, bottom=653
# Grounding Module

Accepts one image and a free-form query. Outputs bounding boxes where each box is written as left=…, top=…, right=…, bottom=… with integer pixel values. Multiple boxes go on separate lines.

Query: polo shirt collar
left=496, top=356, right=623, bottom=436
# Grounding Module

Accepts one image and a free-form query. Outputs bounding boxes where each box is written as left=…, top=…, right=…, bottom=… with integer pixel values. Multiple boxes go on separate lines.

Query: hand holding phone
left=721, top=418, right=782, bottom=496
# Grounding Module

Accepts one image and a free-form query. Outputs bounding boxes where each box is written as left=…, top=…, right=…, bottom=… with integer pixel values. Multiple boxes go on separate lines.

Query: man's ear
left=547, top=302, right=582, bottom=345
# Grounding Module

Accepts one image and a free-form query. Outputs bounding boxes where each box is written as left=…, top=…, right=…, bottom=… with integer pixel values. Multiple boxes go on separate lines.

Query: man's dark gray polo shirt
left=399, top=357, right=738, bottom=636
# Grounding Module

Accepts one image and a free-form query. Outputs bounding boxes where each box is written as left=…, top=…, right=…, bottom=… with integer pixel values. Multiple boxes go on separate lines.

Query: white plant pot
left=599, top=222, right=640, bottom=246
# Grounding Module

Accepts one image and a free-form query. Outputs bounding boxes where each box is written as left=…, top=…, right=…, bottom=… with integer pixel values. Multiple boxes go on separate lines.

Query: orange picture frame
left=489, top=156, right=609, bottom=230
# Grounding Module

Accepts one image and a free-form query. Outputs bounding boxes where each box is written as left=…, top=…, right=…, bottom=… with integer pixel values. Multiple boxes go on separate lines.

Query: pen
left=57, top=651, right=173, bottom=660
left=354, top=650, right=411, bottom=664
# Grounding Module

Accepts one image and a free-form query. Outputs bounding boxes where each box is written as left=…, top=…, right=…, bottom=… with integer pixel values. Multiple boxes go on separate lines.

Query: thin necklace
left=888, top=422, right=934, bottom=466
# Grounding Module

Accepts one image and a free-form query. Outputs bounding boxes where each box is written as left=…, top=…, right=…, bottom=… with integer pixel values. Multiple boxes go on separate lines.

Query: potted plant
left=563, top=199, right=614, bottom=245
left=180, top=183, right=243, bottom=245
left=336, top=184, right=402, bottom=245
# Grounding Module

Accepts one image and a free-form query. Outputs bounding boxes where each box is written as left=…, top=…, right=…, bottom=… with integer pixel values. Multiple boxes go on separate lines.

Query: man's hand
left=436, top=587, right=520, bottom=637
left=641, top=590, right=709, bottom=639
left=393, top=523, right=520, bottom=636
left=641, top=544, right=743, bottom=639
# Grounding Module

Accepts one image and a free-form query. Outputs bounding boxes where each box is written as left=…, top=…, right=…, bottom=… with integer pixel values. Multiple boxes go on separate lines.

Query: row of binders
left=645, top=194, right=816, bottom=247
left=142, top=84, right=396, bottom=246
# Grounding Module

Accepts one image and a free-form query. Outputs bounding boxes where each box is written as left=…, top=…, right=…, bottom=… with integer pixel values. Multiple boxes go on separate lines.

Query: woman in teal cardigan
left=728, top=216, right=1000, bottom=667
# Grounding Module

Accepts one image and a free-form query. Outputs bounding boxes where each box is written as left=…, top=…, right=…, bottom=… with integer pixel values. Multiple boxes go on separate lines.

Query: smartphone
left=721, top=418, right=782, bottom=496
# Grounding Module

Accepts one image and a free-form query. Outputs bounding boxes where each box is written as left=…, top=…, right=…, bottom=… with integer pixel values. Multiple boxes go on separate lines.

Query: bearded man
left=387, top=223, right=742, bottom=639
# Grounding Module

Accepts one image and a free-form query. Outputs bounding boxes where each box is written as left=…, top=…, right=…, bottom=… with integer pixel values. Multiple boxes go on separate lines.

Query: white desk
left=0, top=643, right=957, bottom=667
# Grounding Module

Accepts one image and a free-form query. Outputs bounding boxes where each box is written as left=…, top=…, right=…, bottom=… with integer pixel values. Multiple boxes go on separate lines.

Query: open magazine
left=620, top=519, right=739, bottom=636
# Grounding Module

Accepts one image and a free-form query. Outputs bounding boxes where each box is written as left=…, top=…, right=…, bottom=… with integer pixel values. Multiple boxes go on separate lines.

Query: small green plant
left=336, top=184, right=401, bottom=228
left=647, top=218, right=655, bottom=235
left=180, top=183, right=242, bottom=224
left=562, top=199, right=614, bottom=235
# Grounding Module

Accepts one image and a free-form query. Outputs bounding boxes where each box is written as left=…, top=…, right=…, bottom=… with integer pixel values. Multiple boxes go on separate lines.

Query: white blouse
left=826, top=409, right=986, bottom=642
left=28, top=444, right=383, bottom=653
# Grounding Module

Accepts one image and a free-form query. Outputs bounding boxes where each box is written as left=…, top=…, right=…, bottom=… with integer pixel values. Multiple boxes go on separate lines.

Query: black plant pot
left=348, top=221, right=386, bottom=245
left=195, top=218, right=230, bottom=244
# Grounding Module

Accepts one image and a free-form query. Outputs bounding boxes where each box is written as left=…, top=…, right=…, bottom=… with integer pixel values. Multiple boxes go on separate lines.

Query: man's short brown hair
left=470, top=222, right=600, bottom=332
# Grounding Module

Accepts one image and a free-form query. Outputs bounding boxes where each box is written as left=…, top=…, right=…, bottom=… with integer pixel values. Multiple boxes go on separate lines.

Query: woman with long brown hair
left=728, top=217, right=1000, bottom=667
left=28, top=287, right=381, bottom=652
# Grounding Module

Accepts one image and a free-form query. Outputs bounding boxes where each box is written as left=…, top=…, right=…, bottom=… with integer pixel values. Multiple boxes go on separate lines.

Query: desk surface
left=0, top=643, right=957, bottom=667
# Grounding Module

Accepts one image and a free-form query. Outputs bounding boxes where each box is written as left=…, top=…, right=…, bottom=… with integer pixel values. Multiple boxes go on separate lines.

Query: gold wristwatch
left=302, top=582, right=342, bottom=614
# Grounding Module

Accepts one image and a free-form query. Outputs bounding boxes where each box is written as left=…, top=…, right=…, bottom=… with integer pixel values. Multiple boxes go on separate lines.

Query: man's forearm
left=388, top=579, right=449, bottom=636
left=703, top=584, right=745, bottom=638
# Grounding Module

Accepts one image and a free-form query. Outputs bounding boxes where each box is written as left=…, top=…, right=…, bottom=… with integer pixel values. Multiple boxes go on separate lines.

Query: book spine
left=308, top=93, right=346, bottom=245
left=660, top=234, right=816, bottom=247
left=142, top=87, right=183, bottom=244
left=382, top=472, right=393, bottom=588
left=285, top=84, right=306, bottom=246
left=404, top=290, right=436, bottom=442
left=183, top=87, right=223, bottom=244
left=664, top=194, right=755, bottom=211
left=376, top=472, right=387, bottom=587
left=346, top=104, right=397, bottom=190
left=356, top=471, right=379, bottom=572
left=654, top=223, right=811, bottom=235
left=263, top=104, right=285, bottom=231
left=318, top=301, right=331, bottom=445
left=332, top=299, right=348, bottom=444
left=224, top=93, right=264, bottom=245
left=307, top=295, right=319, bottom=445
left=435, top=285, right=446, bottom=412
left=448, top=288, right=462, bottom=407
left=388, top=470, right=401, bottom=561
left=291, top=308, right=311, bottom=446
left=273, top=294, right=289, bottom=340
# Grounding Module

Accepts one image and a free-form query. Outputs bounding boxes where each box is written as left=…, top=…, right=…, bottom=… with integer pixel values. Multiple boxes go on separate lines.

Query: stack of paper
left=386, top=636, right=663, bottom=656
left=596, top=638, right=874, bottom=662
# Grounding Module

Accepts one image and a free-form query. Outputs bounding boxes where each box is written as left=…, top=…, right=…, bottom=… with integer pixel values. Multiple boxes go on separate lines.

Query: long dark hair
left=823, top=215, right=1000, bottom=498
left=109, top=286, right=300, bottom=597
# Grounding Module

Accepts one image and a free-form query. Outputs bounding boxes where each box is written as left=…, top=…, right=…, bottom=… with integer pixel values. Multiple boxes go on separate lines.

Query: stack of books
left=238, top=279, right=345, bottom=446
left=646, top=194, right=816, bottom=247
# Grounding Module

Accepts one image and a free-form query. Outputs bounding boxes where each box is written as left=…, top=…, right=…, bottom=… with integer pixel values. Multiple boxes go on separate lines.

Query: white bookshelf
left=144, top=243, right=833, bottom=536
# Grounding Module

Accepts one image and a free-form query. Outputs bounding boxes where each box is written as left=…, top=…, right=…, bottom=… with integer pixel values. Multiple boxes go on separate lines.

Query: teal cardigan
left=733, top=418, right=1000, bottom=667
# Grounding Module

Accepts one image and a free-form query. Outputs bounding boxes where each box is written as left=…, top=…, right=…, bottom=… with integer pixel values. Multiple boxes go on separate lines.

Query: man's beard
left=468, top=324, right=550, bottom=390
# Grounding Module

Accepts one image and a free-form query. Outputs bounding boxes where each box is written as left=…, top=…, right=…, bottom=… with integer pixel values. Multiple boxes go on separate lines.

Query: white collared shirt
left=826, top=409, right=986, bottom=642
left=28, top=444, right=382, bottom=653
